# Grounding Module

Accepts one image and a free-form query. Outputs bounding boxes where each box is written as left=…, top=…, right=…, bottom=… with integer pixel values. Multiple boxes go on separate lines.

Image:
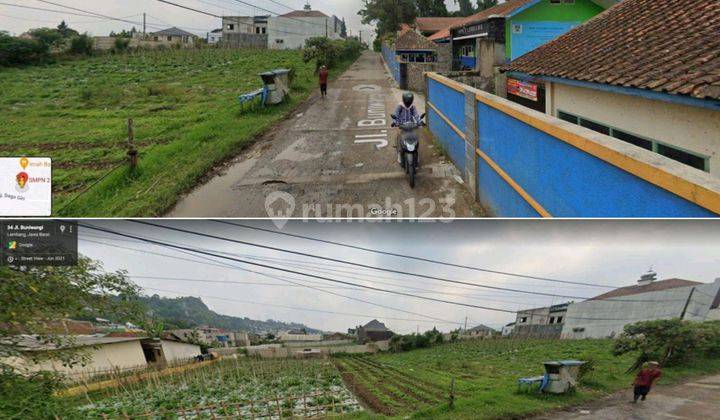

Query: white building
left=561, top=273, right=720, bottom=339
left=277, top=330, right=322, bottom=342
left=207, top=28, right=222, bottom=44
left=267, top=8, right=342, bottom=50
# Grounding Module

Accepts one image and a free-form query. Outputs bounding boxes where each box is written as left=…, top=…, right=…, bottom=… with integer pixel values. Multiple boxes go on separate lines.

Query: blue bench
left=238, top=87, right=267, bottom=110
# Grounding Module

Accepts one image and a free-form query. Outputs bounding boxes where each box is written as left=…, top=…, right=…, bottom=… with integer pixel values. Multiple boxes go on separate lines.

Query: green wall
left=505, top=0, right=606, bottom=60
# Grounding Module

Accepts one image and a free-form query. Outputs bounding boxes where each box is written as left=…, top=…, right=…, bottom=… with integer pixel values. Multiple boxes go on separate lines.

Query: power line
left=81, top=233, right=553, bottom=307
left=78, top=228, right=706, bottom=323
left=79, top=233, right=462, bottom=324
left=79, top=222, right=519, bottom=314
left=128, top=221, right=688, bottom=304
left=215, top=221, right=618, bottom=289
left=213, top=220, right=617, bottom=289
left=142, top=286, right=462, bottom=326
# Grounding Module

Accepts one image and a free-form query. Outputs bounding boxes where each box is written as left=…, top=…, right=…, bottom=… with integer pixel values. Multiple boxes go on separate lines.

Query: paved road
left=534, top=374, right=720, bottom=420
left=168, top=51, right=481, bottom=218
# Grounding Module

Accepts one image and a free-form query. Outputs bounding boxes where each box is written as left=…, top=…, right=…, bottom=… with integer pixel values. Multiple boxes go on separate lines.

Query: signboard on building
left=507, top=79, right=538, bottom=102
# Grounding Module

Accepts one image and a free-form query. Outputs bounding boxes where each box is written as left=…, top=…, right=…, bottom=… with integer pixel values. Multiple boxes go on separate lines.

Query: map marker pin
left=20, top=157, right=29, bottom=170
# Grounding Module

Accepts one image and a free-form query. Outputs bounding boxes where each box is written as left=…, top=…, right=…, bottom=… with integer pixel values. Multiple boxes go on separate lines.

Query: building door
left=399, top=63, right=408, bottom=90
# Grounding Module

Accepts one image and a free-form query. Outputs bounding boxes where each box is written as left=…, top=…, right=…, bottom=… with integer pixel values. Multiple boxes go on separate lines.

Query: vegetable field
left=339, top=338, right=720, bottom=419
left=1, top=47, right=357, bottom=216
left=71, top=357, right=361, bottom=418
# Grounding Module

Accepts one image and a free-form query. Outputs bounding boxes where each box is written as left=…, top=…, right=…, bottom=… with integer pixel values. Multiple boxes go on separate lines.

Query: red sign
left=507, top=78, right=538, bottom=102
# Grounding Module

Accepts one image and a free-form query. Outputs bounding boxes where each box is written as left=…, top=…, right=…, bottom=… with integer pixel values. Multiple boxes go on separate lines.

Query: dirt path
left=168, top=51, right=481, bottom=217
left=532, top=374, right=720, bottom=419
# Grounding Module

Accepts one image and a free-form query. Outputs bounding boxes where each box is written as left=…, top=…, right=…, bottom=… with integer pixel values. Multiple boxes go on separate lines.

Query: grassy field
left=68, top=357, right=360, bottom=418
left=336, top=338, right=720, bottom=419
left=1, top=48, right=356, bottom=216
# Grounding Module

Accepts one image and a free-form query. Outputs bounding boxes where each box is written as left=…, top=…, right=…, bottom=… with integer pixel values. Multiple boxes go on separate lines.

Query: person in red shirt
left=632, top=361, right=662, bottom=403
left=318, top=65, right=329, bottom=98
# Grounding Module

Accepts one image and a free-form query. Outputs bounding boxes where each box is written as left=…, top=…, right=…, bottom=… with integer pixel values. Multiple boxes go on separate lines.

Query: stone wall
left=222, top=33, right=267, bottom=49
left=407, top=62, right=441, bottom=93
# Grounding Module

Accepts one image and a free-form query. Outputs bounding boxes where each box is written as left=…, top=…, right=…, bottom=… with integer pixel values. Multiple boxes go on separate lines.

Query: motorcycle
left=391, top=112, right=426, bottom=188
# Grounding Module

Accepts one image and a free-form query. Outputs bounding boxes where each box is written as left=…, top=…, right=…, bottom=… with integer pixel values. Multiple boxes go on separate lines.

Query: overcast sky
left=0, top=1, right=463, bottom=42
left=76, top=220, right=720, bottom=334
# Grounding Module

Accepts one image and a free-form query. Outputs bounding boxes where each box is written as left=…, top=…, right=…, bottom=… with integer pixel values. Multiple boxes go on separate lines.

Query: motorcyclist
left=392, top=92, right=422, bottom=164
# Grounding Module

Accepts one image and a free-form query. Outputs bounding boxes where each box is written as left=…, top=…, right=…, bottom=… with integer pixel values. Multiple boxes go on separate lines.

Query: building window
left=556, top=316, right=563, bottom=324
left=227, top=24, right=234, bottom=31
left=167, top=36, right=172, bottom=41
left=557, top=110, right=708, bottom=172
left=549, top=317, right=555, bottom=324
left=520, top=317, right=528, bottom=323
left=275, top=39, right=284, bottom=44
left=262, top=27, right=266, bottom=34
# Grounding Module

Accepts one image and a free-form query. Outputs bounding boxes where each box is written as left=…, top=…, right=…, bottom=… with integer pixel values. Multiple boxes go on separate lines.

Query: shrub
left=0, top=32, right=49, bottom=66
left=0, top=367, right=74, bottom=419
left=613, top=318, right=720, bottom=370
left=69, top=33, right=94, bottom=56
left=113, top=37, right=131, bottom=53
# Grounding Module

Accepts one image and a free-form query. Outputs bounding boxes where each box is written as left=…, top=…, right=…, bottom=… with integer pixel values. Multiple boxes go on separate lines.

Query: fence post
left=464, top=89, right=479, bottom=201
left=126, top=118, right=138, bottom=168
left=449, top=378, right=456, bottom=410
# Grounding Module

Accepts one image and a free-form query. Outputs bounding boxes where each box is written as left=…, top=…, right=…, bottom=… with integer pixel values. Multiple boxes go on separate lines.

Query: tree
left=358, top=0, right=417, bottom=39
left=457, top=0, right=475, bottom=16
left=0, top=257, right=142, bottom=368
left=417, top=0, right=449, bottom=17
left=69, top=33, right=94, bottom=56
left=27, top=28, right=63, bottom=50
left=476, top=0, right=498, bottom=11
left=340, top=18, right=348, bottom=38
left=56, top=20, right=78, bottom=38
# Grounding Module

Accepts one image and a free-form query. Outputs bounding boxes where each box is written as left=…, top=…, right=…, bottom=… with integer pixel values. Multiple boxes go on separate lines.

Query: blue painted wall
left=474, top=101, right=715, bottom=217
left=426, top=76, right=717, bottom=217
left=427, top=79, right=466, bottom=172
left=382, top=44, right=400, bottom=84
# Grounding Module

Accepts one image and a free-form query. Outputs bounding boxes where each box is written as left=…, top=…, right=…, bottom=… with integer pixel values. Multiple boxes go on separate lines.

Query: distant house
left=355, top=319, right=394, bottom=343
left=465, top=324, right=497, bottom=337
left=413, top=17, right=464, bottom=38
left=323, top=332, right=352, bottom=341
left=149, top=27, right=198, bottom=45
left=513, top=302, right=571, bottom=339
left=3, top=335, right=148, bottom=378
left=207, top=28, right=222, bottom=44
left=268, top=8, right=343, bottom=50
left=3, top=333, right=202, bottom=379
left=503, top=0, right=720, bottom=176
left=562, top=272, right=720, bottom=339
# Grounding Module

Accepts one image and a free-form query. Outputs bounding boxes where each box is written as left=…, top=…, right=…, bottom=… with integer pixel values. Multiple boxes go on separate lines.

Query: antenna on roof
left=304, top=1, right=311, bottom=11
left=638, top=268, right=657, bottom=286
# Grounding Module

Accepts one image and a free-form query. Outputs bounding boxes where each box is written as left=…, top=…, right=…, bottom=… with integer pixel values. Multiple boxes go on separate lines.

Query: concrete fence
left=93, top=37, right=195, bottom=51
left=425, top=72, right=720, bottom=217
left=244, top=341, right=389, bottom=359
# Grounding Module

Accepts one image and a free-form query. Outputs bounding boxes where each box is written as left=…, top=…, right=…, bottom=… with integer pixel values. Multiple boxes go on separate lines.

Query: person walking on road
left=632, top=361, right=662, bottom=403
left=318, top=65, right=329, bottom=98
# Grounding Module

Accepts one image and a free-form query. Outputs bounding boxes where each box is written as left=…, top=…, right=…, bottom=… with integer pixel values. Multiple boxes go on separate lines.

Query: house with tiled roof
left=560, top=271, right=720, bottom=339
left=414, top=17, right=465, bottom=37
left=149, top=27, right=198, bottom=45
left=503, top=0, right=720, bottom=177
left=429, top=0, right=615, bottom=73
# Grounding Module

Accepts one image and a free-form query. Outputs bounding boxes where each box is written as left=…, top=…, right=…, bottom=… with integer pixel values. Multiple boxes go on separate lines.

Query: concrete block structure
left=267, top=9, right=342, bottom=50
left=561, top=274, right=720, bottom=339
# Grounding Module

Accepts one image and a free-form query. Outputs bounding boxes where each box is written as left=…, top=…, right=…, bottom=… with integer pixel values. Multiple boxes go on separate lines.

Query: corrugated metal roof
left=150, top=27, right=197, bottom=37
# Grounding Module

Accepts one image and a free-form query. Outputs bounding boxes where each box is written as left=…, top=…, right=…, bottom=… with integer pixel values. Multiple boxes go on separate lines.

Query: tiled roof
left=591, top=278, right=702, bottom=301
left=415, top=17, right=465, bottom=33
left=281, top=10, right=328, bottom=18
left=151, top=27, right=196, bottom=37
left=363, top=319, right=389, bottom=331
left=503, top=0, right=720, bottom=101
left=395, top=27, right=438, bottom=51
left=428, top=0, right=536, bottom=41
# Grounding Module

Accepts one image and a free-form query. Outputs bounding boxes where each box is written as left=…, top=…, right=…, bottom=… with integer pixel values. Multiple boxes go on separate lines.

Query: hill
left=140, top=294, right=320, bottom=333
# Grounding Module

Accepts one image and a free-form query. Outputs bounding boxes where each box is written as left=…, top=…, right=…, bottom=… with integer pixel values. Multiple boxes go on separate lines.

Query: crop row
left=334, top=355, right=447, bottom=415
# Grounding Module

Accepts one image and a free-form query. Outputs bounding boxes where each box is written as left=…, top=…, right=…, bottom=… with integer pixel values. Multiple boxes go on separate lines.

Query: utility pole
left=359, top=30, right=362, bottom=44
left=464, top=317, right=468, bottom=332
left=143, top=13, right=146, bottom=38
